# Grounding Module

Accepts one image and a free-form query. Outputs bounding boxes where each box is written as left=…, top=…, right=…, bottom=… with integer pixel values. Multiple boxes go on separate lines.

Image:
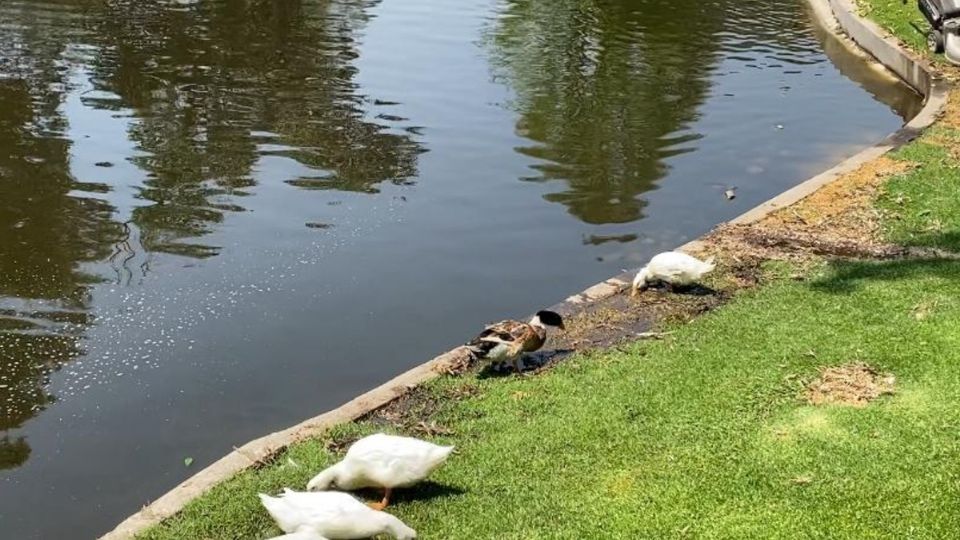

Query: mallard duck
left=259, top=489, right=416, bottom=540
left=306, top=433, right=454, bottom=510
left=465, top=310, right=565, bottom=373
left=632, top=252, right=715, bottom=295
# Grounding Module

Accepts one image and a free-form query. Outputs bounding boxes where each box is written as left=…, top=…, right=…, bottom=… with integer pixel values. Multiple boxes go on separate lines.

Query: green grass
left=856, top=0, right=960, bottom=250
left=141, top=259, right=960, bottom=539
left=859, top=0, right=932, bottom=54
left=877, top=126, right=960, bottom=252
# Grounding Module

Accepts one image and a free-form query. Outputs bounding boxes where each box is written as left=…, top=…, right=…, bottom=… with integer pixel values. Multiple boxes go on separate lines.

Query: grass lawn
left=878, top=126, right=960, bottom=252
left=858, top=0, right=932, bottom=53
left=856, top=0, right=960, bottom=250
left=141, top=257, right=960, bottom=539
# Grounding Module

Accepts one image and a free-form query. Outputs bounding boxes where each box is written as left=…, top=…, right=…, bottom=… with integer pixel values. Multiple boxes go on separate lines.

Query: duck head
left=306, top=463, right=342, bottom=491
left=531, top=310, right=565, bottom=330
left=631, top=267, right=651, bottom=296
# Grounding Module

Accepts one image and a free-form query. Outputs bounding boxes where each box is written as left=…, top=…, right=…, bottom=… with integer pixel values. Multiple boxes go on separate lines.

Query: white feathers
left=266, top=531, right=330, bottom=540
left=259, top=490, right=416, bottom=540
left=307, top=433, right=454, bottom=492
left=632, top=252, right=716, bottom=294
left=261, top=434, right=450, bottom=539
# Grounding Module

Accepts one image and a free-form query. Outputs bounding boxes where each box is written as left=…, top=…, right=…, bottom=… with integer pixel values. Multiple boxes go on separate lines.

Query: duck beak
left=630, top=286, right=639, bottom=297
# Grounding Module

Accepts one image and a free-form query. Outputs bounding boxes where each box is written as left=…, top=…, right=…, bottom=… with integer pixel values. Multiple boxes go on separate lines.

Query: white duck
left=632, top=252, right=716, bottom=295
left=259, top=489, right=416, bottom=540
left=266, top=531, right=329, bottom=540
left=306, top=433, right=454, bottom=509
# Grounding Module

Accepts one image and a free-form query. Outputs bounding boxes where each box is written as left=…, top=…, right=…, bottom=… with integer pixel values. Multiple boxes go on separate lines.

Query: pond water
left=0, top=0, right=920, bottom=537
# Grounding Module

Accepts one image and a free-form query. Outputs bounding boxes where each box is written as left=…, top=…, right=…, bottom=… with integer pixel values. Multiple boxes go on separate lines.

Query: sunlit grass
left=859, top=0, right=933, bottom=54
left=877, top=127, right=960, bottom=252
left=141, top=259, right=960, bottom=539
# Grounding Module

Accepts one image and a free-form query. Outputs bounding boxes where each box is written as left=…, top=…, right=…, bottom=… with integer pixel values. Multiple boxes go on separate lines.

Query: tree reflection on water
left=0, top=0, right=422, bottom=471
left=486, top=0, right=723, bottom=224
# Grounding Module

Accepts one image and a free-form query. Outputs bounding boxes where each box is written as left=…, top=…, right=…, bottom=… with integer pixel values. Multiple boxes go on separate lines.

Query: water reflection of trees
left=0, top=0, right=421, bottom=471
left=85, top=0, right=421, bottom=256
left=0, top=71, right=115, bottom=470
left=487, top=0, right=724, bottom=224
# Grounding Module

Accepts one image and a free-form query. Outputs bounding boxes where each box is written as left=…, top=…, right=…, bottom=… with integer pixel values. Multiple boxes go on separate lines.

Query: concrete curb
left=100, top=1, right=947, bottom=538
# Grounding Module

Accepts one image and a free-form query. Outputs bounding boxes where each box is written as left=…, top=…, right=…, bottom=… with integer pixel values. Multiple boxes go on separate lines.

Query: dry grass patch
left=936, top=92, right=960, bottom=130
left=806, top=362, right=896, bottom=407
left=759, top=156, right=911, bottom=244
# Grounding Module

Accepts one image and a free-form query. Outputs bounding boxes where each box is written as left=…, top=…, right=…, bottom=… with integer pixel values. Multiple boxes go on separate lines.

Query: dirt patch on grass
left=557, top=290, right=724, bottom=350
left=734, top=228, right=913, bottom=259
left=806, top=362, right=896, bottom=407
left=936, top=92, right=960, bottom=130
left=702, top=155, right=917, bottom=266
left=760, top=156, right=910, bottom=244
left=361, top=381, right=481, bottom=436
left=704, top=226, right=819, bottom=280
left=561, top=303, right=650, bottom=348
left=363, top=385, right=445, bottom=429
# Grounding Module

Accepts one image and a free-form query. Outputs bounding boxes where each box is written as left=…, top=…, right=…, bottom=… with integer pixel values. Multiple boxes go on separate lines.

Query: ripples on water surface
left=0, top=0, right=919, bottom=537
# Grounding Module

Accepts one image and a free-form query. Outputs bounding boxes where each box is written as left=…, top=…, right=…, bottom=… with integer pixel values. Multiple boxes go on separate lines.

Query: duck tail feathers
left=258, top=493, right=283, bottom=516
left=464, top=340, right=494, bottom=360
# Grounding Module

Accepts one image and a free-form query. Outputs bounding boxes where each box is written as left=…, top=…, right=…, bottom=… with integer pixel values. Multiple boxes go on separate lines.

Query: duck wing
left=280, top=490, right=363, bottom=520
left=347, top=434, right=453, bottom=486
left=466, top=320, right=526, bottom=354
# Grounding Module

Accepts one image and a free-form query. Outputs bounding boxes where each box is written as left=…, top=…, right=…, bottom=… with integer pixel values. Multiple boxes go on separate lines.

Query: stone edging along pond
left=100, top=1, right=947, bottom=538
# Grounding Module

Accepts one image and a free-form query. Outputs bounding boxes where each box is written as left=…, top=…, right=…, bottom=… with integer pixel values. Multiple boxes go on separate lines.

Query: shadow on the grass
left=354, top=481, right=466, bottom=506
left=641, top=282, right=719, bottom=297
left=896, top=231, right=960, bottom=254
left=476, top=348, right=576, bottom=379
left=811, top=257, right=960, bottom=294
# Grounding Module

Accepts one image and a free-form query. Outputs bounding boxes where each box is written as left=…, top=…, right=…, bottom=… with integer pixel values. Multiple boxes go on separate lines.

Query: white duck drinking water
left=632, top=252, right=716, bottom=295
left=259, top=489, right=416, bottom=540
left=306, top=433, right=454, bottom=509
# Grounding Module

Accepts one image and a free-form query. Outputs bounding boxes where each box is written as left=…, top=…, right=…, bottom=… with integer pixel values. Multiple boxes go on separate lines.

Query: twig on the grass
left=233, top=446, right=271, bottom=468
left=634, top=331, right=675, bottom=340
left=413, top=421, right=454, bottom=436
left=790, top=208, right=808, bottom=225
left=438, top=351, right=473, bottom=376
left=595, top=322, right=624, bottom=331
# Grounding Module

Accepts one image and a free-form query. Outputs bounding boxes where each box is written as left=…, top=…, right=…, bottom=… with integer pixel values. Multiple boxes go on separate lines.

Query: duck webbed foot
left=367, top=487, right=392, bottom=511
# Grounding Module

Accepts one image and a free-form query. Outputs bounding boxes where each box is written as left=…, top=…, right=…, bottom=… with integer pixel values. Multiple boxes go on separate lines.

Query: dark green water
left=0, top=0, right=919, bottom=537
